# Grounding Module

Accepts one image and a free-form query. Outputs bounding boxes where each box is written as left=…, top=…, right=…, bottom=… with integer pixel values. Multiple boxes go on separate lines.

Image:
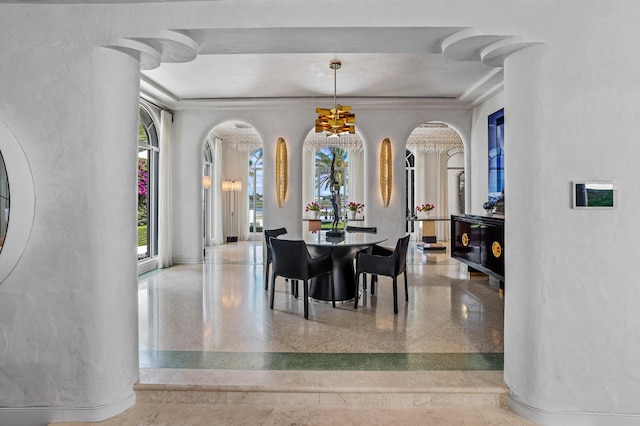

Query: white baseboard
left=172, top=256, right=203, bottom=264
left=137, top=257, right=158, bottom=275
left=0, top=392, right=135, bottom=426
left=509, top=396, right=640, bottom=426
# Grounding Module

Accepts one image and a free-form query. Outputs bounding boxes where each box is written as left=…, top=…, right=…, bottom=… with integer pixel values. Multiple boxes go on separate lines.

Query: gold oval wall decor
left=461, top=233, right=469, bottom=247
left=492, top=241, right=502, bottom=258
left=379, top=138, right=392, bottom=207
left=275, top=137, right=287, bottom=208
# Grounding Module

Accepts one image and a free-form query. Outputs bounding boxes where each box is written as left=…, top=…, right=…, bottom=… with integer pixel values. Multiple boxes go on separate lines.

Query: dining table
left=277, top=230, right=388, bottom=302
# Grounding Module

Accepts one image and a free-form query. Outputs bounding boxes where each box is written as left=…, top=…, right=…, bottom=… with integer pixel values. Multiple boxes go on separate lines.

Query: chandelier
left=315, top=59, right=355, bottom=138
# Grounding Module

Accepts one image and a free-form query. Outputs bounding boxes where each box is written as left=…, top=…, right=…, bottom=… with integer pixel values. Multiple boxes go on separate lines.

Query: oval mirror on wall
left=0, top=119, right=35, bottom=285
left=0, top=151, right=8, bottom=254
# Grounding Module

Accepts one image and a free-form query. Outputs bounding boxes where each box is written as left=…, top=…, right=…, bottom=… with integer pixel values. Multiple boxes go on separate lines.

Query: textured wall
left=0, top=1, right=639, bottom=424
left=0, top=6, right=141, bottom=424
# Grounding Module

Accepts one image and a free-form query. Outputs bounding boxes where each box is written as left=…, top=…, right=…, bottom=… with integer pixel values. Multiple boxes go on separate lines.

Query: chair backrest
left=269, top=238, right=310, bottom=280
left=394, top=234, right=411, bottom=274
left=345, top=225, right=377, bottom=234
left=264, top=228, right=287, bottom=262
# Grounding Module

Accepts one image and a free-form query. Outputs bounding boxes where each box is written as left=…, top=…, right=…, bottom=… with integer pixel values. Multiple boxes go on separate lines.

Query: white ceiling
left=139, top=27, right=507, bottom=109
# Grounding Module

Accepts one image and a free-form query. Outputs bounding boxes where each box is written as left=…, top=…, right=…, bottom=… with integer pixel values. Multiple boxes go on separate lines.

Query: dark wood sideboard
left=450, top=215, right=504, bottom=288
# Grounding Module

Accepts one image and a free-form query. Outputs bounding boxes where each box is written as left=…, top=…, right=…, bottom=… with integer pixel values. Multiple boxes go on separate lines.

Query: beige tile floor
left=54, top=239, right=535, bottom=425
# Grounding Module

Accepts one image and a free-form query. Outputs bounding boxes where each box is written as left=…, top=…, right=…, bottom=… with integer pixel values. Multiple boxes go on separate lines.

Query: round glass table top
left=278, top=230, right=388, bottom=247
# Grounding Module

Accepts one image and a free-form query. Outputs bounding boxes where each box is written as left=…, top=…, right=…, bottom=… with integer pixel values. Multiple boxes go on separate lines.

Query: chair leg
left=354, top=272, right=360, bottom=309
left=303, top=279, right=309, bottom=319
left=363, top=273, right=367, bottom=291
left=330, top=274, right=335, bottom=308
left=404, top=272, right=408, bottom=302
left=264, top=262, right=270, bottom=291
left=392, top=277, right=398, bottom=315
left=371, top=276, right=376, bottom=296
left=270, top=272, right=276, bottom=309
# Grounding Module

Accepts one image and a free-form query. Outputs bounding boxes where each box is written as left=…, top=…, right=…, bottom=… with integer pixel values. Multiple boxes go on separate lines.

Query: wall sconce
left=380, top=138, right=392, bottom=207
left=222, top=179, right=242, bottom=242
left=202, top=175, right=211, bottom=190
left=275, top=137, right=288, bottom=207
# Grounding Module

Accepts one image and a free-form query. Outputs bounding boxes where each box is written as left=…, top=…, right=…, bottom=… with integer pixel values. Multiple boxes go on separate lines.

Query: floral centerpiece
left=347, top=202, right=364, bottom=212
left=306, top=202, right=320, bottom=211
left=306, top=201, right=320, bottom=218
left=347, top=202, right=364, bottom=219
left=416, top=203, right=435, bottom=218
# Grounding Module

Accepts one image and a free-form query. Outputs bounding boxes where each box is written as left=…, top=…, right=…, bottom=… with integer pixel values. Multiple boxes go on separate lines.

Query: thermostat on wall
left=572, top=181, right=616, bottom=209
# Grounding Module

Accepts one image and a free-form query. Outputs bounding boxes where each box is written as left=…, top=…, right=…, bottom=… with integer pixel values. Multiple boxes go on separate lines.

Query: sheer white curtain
left=238, top=150, right=250, bottom=240
left=435, top=152, right=449, bottom=240
left=211, top=137, right=224, bottom=245
left=347, top=149, right=364, bottom=205
left=302, top=147, right=315, bottom=211
left=416, top=151, right=450, bottom=240
left=157, top=110, right=173, bottom=268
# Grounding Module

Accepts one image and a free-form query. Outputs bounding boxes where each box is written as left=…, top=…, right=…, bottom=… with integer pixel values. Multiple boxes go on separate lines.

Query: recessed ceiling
left=139, top=27, right=506, bottom=108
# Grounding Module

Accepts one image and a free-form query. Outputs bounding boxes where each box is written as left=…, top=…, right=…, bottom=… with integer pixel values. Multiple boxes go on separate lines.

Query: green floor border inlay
left=140, top=350, right=503, bottom=371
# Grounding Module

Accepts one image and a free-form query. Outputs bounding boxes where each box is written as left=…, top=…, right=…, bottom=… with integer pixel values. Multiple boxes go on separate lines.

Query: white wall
left=169, top=104, right=472, bottom=261
left=0, top=9, right=140, bottom=423
left=502, top=12, right=640, bottom=422
left=1, top=1, right=640, bottom=425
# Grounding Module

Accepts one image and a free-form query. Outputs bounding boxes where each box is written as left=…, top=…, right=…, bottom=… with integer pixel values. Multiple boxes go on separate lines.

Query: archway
left=406, top=122, right=464, bottom=243
left=208, top=121, right=263, bottom=243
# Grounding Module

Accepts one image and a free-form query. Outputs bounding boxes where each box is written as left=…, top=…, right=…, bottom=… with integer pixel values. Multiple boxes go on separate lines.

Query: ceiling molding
left=171, top=97, right=472, bottom=112
left=107, top=38, right=161, bottom=70
left=481, top=38, right=544, bottom=67
left=443, top=34, right=513, bottom=62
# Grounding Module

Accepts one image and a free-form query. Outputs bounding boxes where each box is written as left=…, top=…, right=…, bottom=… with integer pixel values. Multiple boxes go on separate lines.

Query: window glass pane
left=138, top=122, right=148, bottom=145
left=137, top=148, right=149, bottom=260
left=147, top=125, right=158, bottom=148
left=139, top=106, right=153, bottom=127
left=405, top=150, right=415, bottom=231
left=249, top=148, right=263, bottom=233
left=138, top=105, right=159, bottom=262
left=0, top=152, right=8, bottom=253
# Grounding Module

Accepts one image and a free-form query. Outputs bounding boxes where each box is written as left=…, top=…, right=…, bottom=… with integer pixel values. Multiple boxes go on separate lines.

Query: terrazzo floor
left=139, top=239, right=505, bottom=359
left=54, top=238, right=534, bottom=425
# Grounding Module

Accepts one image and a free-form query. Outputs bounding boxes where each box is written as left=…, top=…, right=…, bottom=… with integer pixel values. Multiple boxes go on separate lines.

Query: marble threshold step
left=135, top=369, right=509, bottom=409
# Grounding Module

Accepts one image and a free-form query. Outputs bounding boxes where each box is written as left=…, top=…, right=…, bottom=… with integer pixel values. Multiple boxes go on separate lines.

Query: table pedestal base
left=308, top=245, right=365, bottom=302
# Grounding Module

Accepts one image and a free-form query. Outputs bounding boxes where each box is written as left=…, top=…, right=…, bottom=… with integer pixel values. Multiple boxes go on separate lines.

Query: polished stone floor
left=54, top=239, right=534, bottom=425
left=139, top=240, right=505, bottom=360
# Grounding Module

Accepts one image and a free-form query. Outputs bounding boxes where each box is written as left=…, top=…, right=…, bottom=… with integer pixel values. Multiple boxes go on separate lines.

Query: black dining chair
left=354, top=234, right=410, bottom=315
left=345, top=225, right=378, bottom=290
left=269, top=238, right=334, bottom=319
left=264, top=228, right=288, bottom=291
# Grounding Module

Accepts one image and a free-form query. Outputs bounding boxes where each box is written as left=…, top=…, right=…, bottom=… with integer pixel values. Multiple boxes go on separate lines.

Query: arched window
left=138, top=105, right=159, bottom=261
left=0, top=152, right=8, bottom=253
left=314, top=147, right=349, bottom=220
left=405, top=150, right=415, bottom=232
left=249, top=148, right=263, bottom=233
